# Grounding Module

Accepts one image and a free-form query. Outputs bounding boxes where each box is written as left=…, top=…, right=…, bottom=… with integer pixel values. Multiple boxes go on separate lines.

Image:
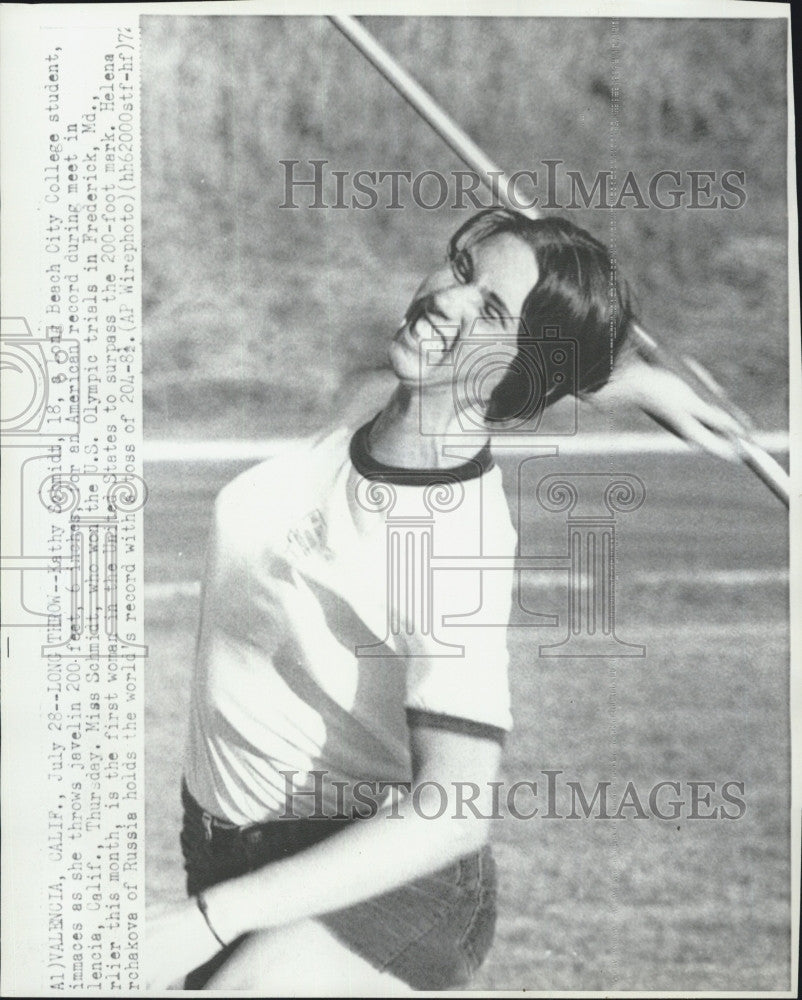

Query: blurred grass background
left=141, top=15, right=789, bottom=440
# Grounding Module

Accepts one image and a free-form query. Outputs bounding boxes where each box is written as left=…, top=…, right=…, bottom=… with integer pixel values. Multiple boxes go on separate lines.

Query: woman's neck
left=366, top=384, right=489, bottom=470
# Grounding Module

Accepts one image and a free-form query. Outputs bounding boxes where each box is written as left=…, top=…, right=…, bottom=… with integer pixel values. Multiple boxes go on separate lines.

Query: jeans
left=180, top=780, right=498, bottom=990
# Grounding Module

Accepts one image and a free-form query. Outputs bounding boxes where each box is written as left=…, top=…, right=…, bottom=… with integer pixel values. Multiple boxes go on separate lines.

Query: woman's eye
left=451, top=250, right=472, bottom=282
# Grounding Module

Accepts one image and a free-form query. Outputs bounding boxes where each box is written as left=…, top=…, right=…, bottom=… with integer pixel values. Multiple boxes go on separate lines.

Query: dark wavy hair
left=446, top=208, right=636, bottom=423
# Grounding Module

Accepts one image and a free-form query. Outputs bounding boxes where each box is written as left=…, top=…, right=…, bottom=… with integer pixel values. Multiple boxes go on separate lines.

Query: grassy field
left=144, top=449, right=790, bottom=992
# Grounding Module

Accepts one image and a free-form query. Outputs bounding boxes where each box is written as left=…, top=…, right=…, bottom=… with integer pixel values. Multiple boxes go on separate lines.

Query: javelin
left=329, top=14, right=790, bottom=508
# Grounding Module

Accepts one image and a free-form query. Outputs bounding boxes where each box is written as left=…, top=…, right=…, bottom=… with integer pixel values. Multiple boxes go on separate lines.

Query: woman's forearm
left=202, top=784, right=496, bottom=944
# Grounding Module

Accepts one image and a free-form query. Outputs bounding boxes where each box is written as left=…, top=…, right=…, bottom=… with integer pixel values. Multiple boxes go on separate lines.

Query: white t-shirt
left=184, top=419, right=518, bottom=824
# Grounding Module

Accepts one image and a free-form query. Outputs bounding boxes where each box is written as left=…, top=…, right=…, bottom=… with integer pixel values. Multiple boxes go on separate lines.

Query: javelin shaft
left=329, top=14, right=540, bottom=221
left=329, top=14, right=790, bottom=507
left=735, top=438, right=791, bottom=506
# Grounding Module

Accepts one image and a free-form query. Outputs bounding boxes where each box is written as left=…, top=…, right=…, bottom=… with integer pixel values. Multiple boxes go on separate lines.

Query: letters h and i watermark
left=353, top=321, right=646, bottom=660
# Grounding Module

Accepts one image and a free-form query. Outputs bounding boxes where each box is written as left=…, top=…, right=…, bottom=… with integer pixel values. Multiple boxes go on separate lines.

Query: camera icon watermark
left=0, top=316, right=79, bottom=437
left=417, top=320, right=579, bottom=438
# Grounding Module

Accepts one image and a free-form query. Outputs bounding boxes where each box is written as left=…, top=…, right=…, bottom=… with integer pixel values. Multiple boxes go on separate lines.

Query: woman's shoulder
left=215, top=425, right=352, bottom=512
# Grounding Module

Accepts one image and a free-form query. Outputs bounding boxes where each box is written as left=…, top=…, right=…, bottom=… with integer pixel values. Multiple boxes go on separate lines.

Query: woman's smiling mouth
left=398, top=299, right=454, bottom=351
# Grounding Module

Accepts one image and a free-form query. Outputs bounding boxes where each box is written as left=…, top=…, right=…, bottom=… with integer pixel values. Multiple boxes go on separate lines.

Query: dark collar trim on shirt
left=349, top=415, right=494, bottom=486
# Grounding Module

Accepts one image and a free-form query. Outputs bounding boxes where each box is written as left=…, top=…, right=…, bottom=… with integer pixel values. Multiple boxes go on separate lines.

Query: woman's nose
left=429, top=282, right=478, bottom=322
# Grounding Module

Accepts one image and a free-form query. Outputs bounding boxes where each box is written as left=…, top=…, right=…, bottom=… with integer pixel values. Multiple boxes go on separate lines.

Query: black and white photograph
left=0, top=2, right=798, bottom=996
left=139, top=6, right=795, bottom=993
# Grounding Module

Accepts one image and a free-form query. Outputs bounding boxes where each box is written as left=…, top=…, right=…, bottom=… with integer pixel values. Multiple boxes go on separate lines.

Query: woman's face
left=389, top=231, right=539, bottom=392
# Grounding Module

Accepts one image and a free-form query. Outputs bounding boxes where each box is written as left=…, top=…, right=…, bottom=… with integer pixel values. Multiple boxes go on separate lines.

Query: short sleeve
left=400, top=469, right=516, bottom=733
left=403, top=563, right=514, bottom=733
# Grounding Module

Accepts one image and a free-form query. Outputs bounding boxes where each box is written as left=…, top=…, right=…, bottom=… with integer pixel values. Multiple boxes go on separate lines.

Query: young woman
left=146, top=209, right=741, bottom=992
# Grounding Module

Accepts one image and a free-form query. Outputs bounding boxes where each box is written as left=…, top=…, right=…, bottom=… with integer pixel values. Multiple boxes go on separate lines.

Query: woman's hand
left=593, top=352, right=745, bottom=462
left=145, top=897, right=226, bottom=990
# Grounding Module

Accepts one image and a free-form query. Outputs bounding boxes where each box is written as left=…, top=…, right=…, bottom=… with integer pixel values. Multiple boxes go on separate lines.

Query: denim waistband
left=181, top=779, right=354, bottom=852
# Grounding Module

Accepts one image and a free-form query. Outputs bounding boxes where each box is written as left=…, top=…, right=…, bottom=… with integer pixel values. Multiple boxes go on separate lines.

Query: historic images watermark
left=278, top=159, right=747, bottom=211
left=353, top=466, right=647, bottom=659
left=348, top=318, right=647, bottom=661
left=276, top=770, right=747, bottom=822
